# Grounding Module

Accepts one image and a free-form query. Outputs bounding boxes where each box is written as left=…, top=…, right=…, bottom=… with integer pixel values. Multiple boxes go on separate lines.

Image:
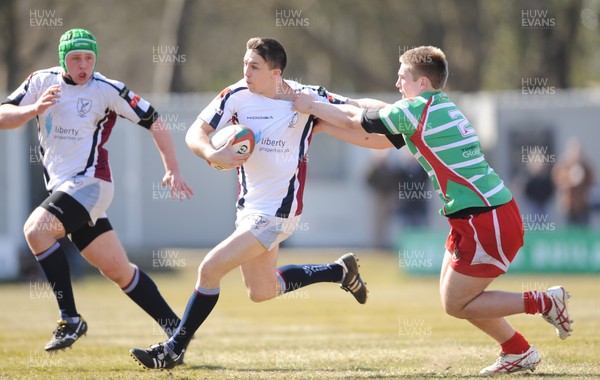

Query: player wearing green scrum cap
left=0, top=28, right=194, bottom=360
left=55, top=28, right=99, bottom=85
left=58, top=28, right=98, bottom=75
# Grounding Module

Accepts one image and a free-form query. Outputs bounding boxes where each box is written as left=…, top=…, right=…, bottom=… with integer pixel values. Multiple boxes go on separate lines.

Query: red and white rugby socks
left=523, top=290, right=552, bottom=315
left=500, top=331, right=531, bottom=355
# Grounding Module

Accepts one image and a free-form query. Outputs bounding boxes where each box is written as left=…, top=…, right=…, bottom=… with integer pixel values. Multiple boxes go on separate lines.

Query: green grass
left=1, top=249, right=599, bottom=379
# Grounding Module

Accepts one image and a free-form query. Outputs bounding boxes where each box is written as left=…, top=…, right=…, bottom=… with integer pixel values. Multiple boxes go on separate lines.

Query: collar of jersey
left=62, top=74, right=80, bottom=86
left=421, top=90, right=444, bottom=99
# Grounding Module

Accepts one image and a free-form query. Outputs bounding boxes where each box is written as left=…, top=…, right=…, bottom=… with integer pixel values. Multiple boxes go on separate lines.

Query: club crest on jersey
left=77, top=98, right=92, bottom=117
left=288, top=112, right=299, bottom=128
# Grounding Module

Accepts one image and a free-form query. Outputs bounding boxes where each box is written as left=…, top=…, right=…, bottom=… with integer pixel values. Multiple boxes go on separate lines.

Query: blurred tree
left=0, top=0, right=598, bottom=94
left=0, top=0, right=18, bottom=90
left=518, top=0, right=583, bottom=88
left=152, top=0, right=191, bottom=93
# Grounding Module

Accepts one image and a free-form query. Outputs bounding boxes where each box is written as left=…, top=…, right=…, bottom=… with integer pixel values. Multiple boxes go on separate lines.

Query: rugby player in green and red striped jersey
left=293, top=46, right=573, bottom=375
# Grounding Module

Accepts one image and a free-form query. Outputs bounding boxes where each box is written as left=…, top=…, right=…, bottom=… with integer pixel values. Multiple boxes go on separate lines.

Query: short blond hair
left=400, top=46, right=448, bottom=89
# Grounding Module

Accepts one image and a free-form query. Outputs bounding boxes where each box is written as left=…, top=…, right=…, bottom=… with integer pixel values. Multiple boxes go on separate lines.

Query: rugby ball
left=209, top=124, right=255, bottom=170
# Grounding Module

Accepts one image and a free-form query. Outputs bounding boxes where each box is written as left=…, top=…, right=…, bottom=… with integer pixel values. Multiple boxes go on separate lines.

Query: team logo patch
left=129, top=94, right=141, bottom=108
left=67, top=177, right=83, bottom=190
left=77, top=98, right=92, bottom=117
left=251, top=215, right=270, bottom=230
left=45, top=114, right=53, bottom=136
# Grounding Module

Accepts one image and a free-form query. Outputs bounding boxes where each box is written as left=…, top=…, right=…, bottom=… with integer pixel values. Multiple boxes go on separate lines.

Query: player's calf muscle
left=95, top=260, right=134, bottom=286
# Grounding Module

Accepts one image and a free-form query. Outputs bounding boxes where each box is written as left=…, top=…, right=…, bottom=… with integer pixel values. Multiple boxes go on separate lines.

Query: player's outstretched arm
left=150, top=119, right=194, bottom=200
left=0, top=85, right=61, bottom=130
left=315, top=120, right=394, bottom=149
left=346, top=97, right=390, bottom=110
left=293, top=93, right=363, bottom=130
left=185, top=118, right=248, bottom=170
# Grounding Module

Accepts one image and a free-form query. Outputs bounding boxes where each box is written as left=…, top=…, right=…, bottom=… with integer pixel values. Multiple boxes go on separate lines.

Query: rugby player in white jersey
left=0, top=29, right=193, bottom=355
left=292, top=46, right=573, bottom=375
left=130, top=37, right=400, bottom=369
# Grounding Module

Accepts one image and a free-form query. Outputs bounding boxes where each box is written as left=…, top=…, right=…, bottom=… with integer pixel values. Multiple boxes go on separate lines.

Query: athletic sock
left=166, top=287, right=220, bottom=357
left=523, top=290, right=552, bottom=315
left=500, top=331, right=530, bottom=355
left=122, top=265, right=180, bottom=335
left=276, top=263, right=344, bottom=294
left=35, top=241, right=79, bottom=320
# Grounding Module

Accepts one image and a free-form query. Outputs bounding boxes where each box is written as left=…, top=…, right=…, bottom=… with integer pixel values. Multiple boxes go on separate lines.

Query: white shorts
left=235, top=208, right=301, bottom=250
left=53, top=176, right=114, bottom=225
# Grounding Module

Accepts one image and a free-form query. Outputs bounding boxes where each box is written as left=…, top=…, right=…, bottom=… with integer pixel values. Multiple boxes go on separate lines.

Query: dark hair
left=246, top=37, right=287, bottom=73
left=400, top=46, right=448, bottom=89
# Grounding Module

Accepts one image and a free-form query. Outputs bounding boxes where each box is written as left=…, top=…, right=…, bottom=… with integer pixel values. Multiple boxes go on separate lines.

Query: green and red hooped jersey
left=363, top=91, right=512, bottom=216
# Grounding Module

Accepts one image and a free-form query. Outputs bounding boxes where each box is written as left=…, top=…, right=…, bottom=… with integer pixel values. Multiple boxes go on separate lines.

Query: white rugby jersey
left=198, top=79, right=346, bottom=218
left=3, top=67, right=157, bottom=191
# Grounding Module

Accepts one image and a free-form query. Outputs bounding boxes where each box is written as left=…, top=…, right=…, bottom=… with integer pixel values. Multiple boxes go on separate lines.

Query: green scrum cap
left=58, top=28, right=98, bottom=73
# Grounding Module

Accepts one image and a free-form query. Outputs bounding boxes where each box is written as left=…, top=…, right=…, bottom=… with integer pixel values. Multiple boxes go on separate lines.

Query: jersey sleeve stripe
left=398, top=105, right=419, bottom=129
left=379, top=102, right=419, bottom=135
left=381, top=114, right=401, bottom=134
left=210, top=87, right=246, bottom=128
left=94, top=76, right=157, bottom=129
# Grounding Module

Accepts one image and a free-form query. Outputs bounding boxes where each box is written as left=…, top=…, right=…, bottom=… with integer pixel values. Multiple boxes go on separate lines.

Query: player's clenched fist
left=292, top=92, right=315, bottom=114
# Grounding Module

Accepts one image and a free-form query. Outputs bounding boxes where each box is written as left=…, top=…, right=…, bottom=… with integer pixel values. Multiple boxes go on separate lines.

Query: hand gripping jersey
left=3, top=67, right=158, bottom=191
left=199, top=79, right=345, bottom=218
left=362, top=91, right=512, bottom=216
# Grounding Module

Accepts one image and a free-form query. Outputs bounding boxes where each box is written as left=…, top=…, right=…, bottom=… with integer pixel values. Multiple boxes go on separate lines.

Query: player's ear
left=420, top=76, right=431, bottom=88
left=271, top=68, right=282, bottom=78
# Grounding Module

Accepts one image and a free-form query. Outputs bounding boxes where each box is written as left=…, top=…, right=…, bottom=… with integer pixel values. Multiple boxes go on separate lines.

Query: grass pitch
left=0, top=249, right=598, bottom=379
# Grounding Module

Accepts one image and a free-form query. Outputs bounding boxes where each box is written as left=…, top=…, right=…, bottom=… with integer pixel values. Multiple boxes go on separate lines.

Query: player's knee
left=23, top=214, right=61, bottom=248
left=23, top=219, right=35, bottom=245
left=441, top=298, right=467, bottom=319
left=198, top=260, right=222, bottom=285
left=247, top=288, right=275, bottom=303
